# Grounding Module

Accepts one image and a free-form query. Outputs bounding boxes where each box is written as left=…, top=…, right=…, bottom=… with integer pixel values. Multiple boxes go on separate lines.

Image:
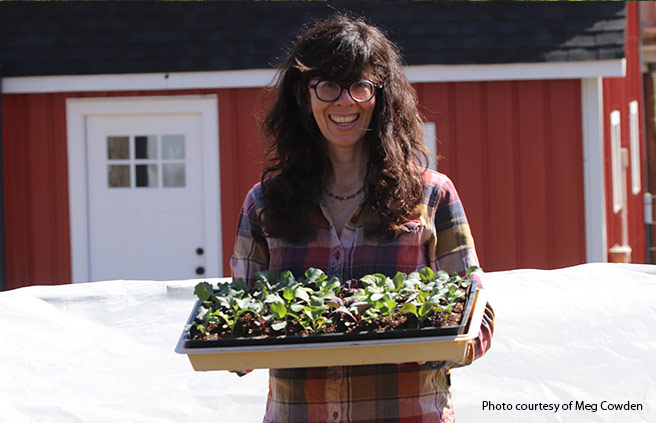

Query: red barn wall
left=415, top=79, right=586, bottom=271
left=3, top=93, right=71, bottom=288
left=602, top=1, right=647, bottom=263
left=2, top=77, right=589, bottom=289
left=2, top=88, right=265, bottom=289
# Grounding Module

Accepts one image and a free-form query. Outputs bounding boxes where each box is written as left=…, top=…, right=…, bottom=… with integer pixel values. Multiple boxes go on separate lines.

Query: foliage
left=189, top=266, right=481, bottom=338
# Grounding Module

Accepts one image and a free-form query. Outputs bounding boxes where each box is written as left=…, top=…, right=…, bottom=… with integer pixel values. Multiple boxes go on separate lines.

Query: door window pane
left=107, top=136, right=129, bottom=160
left=105, top=132, right=188, bottom=189
left=108, top=165, right=130, bottom=187
left=162, top=135, right=185, bottom=159
left=163, top=163, right=185, bottom=187
left=136, top=164, right=158, bottom=187
left=135, top=135, right=158, bottom=159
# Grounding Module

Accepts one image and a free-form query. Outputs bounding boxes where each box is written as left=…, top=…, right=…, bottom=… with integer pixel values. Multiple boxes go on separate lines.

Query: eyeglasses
left=308, top=79, right=379, bottom=103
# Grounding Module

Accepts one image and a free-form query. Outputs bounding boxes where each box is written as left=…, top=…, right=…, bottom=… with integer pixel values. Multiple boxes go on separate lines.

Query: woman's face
left=308, top=77, right=376, bottom=152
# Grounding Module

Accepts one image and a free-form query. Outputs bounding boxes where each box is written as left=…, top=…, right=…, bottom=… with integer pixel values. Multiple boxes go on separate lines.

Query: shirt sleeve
left=230, top=185, right=270, bottom=287
left=428, top=174, right=494, bottom=367
left=429, top=175, right=479, bottom=273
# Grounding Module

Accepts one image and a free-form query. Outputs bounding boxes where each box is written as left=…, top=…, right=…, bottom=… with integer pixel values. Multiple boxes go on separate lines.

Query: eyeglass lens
left=315, top=80, right=375, bottom=102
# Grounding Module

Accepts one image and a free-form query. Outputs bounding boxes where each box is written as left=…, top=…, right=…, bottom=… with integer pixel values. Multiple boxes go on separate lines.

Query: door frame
left=66, top=95, right=221, bottom=283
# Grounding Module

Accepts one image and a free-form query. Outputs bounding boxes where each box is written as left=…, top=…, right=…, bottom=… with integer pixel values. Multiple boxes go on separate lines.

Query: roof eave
left=2, top=59, right=626, bottom=95
left=406, top=59, right=626, bottom=83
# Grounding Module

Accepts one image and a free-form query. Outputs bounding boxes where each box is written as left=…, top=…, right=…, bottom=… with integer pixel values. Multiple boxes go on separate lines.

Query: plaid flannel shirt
left=231, top=169, right=495, bottom=423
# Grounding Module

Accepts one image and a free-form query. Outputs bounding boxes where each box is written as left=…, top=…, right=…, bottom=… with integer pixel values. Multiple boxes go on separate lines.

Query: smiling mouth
left=330, top=114, right=359, bottom=125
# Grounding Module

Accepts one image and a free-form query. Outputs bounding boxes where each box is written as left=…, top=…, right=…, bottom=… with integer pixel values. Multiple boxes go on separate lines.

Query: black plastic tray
left=183, top=282, right=477, bottom=349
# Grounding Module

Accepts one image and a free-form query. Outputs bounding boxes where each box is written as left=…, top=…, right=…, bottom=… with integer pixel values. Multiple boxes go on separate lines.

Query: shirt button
left=330, top=372, right=340, bottom=381
left=333, top=411, right=339, bottom=420
left=334, top=251, right=341, bottom=260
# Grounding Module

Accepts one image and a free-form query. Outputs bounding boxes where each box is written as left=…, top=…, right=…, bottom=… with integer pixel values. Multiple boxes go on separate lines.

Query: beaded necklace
left=325, top=185, right=364, bottom=201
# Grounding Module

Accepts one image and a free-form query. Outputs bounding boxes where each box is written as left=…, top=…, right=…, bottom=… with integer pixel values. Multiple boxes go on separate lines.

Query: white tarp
left=1, top=263, right=654, bottom=422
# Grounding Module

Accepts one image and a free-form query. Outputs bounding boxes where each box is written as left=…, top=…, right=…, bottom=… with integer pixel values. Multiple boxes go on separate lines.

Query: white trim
left=610, top=110, right=623, bottom=214
left=5, top=59, right=626, bottom=94
left=404, top=59, right=625, bottom=82
left=66, top=95, right=222, bottom=282
left=422, top=122, right=438, bottom=171
left=629, top=100, right=641, bottom=195
left=581, top=78, right=607, bottom=263
left=8, top=69, right=278, bottom=94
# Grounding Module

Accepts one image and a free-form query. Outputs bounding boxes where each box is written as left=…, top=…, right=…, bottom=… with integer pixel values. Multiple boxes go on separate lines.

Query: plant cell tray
left=185, top=282, right=477, bottom=349
left=175, top=289, right=487, bottom=371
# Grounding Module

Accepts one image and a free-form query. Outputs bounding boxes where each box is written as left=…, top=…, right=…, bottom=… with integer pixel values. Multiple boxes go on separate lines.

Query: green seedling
left=190, top=265, right=479, bottom=338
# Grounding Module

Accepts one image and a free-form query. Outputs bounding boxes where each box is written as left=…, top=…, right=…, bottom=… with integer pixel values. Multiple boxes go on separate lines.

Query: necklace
left=325, top=185, right=365, bottom=201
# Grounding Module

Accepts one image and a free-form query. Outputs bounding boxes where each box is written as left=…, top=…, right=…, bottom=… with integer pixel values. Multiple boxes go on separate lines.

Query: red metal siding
left=3, top=93, right=72, bottom=289
left=602, top=1, right=647, bottom=263
left=0, top=77, right=597, bottom=286
left=416, top=79, right=587, bottom=271
left=2, top=89, right=264, bottom=289
left=217, top=88, right=267, bottom=274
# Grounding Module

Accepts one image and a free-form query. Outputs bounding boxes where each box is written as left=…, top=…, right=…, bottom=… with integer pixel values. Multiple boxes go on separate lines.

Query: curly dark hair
left=260, top=13, right=429, bottom=239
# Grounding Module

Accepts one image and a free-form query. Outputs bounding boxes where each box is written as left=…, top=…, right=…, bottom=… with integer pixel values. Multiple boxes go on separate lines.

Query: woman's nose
left=334, top=86, right=356, bottom=105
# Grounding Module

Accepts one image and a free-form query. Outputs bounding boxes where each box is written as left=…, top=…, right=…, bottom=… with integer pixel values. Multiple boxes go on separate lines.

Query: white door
left=86, top=113, right=208, bottom=281
left=67, top=96, right=221, bottom=283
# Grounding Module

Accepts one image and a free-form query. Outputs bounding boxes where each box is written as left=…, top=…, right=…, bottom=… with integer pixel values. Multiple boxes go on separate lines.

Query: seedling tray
left=184, top=282, right=477, bottom=348
left=175, top=288, right=486, bottom=371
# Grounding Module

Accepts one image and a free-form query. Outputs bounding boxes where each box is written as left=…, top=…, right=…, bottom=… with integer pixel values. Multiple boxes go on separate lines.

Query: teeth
left=331, top=114, right=358, bottom=124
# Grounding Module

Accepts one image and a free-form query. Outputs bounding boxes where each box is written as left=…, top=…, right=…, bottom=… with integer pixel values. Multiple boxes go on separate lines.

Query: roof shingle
left=0, top=1, right=626, bottom=78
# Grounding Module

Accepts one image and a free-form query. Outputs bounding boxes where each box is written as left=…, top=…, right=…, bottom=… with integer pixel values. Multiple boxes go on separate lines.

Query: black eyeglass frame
left=308, top=79, right=381, bottom=103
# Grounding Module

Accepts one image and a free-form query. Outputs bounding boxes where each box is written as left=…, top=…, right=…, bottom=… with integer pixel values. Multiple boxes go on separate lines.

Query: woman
left=231, top=14, right=494, bottom=423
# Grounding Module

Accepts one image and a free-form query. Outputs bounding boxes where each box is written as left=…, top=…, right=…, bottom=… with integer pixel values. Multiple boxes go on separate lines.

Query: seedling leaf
left=194, top=282, right=214, bottom=302
left=271, top=321, right=287, bottom=331
left=270, top=302, right=287, bottom=319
